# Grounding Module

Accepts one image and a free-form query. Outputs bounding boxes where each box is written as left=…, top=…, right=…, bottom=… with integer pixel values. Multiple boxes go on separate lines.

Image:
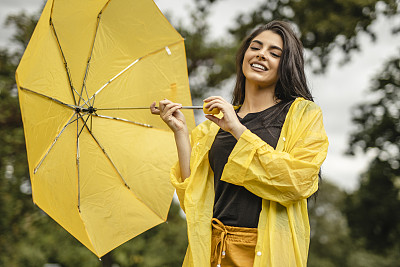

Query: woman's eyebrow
left=251, top=40, right=263, bottom=45
left=270, top=45, right=283, bottom=52
left=251, top=39, right=283, bottom=51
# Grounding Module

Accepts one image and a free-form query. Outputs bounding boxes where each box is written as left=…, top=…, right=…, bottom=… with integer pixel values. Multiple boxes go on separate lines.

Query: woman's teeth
left=251, top=63, right=266, bottom=71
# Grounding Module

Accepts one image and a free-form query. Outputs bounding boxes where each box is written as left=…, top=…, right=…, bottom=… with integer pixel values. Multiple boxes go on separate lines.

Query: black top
left=209, top=100, right=294, bottom=228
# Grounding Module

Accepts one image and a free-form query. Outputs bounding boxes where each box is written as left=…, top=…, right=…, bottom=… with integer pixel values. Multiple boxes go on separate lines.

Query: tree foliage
left=307, top=180, right=352, bottom=267
left=346, top=54, right=400, bottom=257
left=5, top=12, right=40, bottom=52
left=174, top=0, right=236, bottom=99
left=1, top=0, right=399, bottom=265
left=348, top=56, right=400, bottom=163
left=0, top=7, right=189, bottom=267
left=228, top=0, right=398, bottom=73
left=0, top=16, right=33, bottom=267
left=174, top=0, right=399, bottom=103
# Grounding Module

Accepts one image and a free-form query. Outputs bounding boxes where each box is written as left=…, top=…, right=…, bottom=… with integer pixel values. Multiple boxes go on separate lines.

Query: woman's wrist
left=173, top=125, right=189, bottom=136
left=231, top=124, right=247, bottom=140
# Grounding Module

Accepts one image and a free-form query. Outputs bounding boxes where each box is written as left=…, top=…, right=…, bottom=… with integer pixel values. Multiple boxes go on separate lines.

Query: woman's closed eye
left=270, top=52, right=281, bottom=58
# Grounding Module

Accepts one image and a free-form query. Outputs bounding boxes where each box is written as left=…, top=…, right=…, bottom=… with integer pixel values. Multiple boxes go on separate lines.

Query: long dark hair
left=232, top=21, right=313, bottom=105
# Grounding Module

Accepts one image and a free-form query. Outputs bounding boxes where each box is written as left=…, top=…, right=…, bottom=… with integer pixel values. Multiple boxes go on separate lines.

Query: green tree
left=177, top=0, right=399, bottom=103
left=0, top=9, right=101, bottom=266
left=175, top=0, right=236, bottom=99
left=0, top=8, right=190, bottom=267
left=307, top=180, right=352, bottom=267
left=228, top=0, right=399, bottom=73
left=0, top=14, right=37, bottom=267
left=1, top=0, right=400, bottom=265
left=109, top=202, right=188, bottom=267
left=345, top=54, right=400, bottom=264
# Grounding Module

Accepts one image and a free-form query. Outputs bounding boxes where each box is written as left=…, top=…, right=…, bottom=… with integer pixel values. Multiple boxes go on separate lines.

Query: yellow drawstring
left=212, top=218, right=228, bottom=267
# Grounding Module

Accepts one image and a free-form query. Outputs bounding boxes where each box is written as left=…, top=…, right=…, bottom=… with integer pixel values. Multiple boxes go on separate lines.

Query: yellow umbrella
left=15, top=0, right=195, bottom=258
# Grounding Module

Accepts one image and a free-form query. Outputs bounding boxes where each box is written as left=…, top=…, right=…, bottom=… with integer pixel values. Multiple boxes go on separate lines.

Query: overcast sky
left=1, top=0, right=399, bottom=192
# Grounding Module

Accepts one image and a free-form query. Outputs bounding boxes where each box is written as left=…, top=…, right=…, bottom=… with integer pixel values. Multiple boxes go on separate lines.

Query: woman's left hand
left=204, top=96, right=247, bottom=139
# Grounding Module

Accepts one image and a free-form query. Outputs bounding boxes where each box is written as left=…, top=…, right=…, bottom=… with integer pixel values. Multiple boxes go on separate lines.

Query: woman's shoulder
left=283, top=98, right=324, bottom=127
left=291, top=97, right=323, bottom=115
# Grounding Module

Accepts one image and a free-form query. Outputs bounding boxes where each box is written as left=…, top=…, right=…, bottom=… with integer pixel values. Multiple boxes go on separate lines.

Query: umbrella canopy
left=15, top=0, right=195, bottom=257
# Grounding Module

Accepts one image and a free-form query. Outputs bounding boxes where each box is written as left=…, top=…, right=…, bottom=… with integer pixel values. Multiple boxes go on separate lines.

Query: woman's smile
left=250, top=62, right=268, bottom=71
left=242, top=30, right=283, bottom=89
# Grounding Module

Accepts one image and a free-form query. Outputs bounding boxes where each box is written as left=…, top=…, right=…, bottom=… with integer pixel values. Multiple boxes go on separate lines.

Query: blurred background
left=0, top=0, right=399, bottom=266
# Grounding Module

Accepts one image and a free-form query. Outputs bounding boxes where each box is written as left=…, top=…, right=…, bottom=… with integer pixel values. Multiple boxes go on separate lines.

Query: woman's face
left=242, top=30, right=283, bottom=89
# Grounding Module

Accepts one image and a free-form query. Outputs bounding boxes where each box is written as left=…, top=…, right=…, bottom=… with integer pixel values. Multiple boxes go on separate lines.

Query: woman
left=151, top=20, right=328, bottom=267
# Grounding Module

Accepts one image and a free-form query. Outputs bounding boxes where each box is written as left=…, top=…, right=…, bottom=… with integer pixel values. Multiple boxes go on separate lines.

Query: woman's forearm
left=150, top=99, right=191, bottom=180
left=174, top=129, right=191, bottom=181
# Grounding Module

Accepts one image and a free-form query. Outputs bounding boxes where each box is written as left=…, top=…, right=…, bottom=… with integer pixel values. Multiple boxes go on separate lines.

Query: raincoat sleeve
left=170, top=121, right=210, bottom=212
left=221, top=100, right=328, bottom=206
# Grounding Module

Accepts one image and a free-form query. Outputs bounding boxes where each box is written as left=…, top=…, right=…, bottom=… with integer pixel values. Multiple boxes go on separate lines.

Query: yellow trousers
left=211, top=218, right=258, bottom=267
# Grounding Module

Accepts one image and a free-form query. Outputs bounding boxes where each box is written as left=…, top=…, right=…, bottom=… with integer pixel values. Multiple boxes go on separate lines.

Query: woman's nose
left=256, top=52, right=266, bottom=60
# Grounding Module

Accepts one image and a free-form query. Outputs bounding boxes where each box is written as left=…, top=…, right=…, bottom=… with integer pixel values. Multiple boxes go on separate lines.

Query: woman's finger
left=159, top=99, right=173, bottom=112
left=205, top=114, right=219, bottom=124
left=161, top=103, right=182, bottom=118
left=204, top=97, right=230, bottom=110
left=163, top=102, right=182, bottom=113
left=207, top=100, right=233, bottom=115
left=204, top=96, right=225, bottom=103
left=150, top=101, right=160, bottom=115
left=204, top=99, right=223, bottom=109
left=206, top=100, right=225, bottom=111
left=151, top=99, right=187, bottom=133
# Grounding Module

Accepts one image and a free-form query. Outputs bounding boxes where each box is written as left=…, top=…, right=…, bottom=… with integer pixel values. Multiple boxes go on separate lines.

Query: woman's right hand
left=150, top=99, right=187, bottom=133
left=151, top=100, right=192, bottom=180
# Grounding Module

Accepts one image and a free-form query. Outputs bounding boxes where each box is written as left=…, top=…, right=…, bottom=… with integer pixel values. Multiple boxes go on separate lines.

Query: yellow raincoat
left=171, top=97, right=329, bottom=266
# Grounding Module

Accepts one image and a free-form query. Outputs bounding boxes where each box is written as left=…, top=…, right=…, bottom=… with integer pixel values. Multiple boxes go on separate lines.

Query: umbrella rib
left=34, top=113, right=78, bottom=174
left=20, top=86, right=77, bottom=110
left=74, top=111, right=94, bottom=212
left=88, top=39, right=183, bottom=102
left=76, top=113, right=81, bottom=212
left=85, top=129, right=166, bottom=221
left=49, top=5, right=91, bottom=109
left=92, top=114, right=153, bottom=128
left=49, top=10, right=78, bottom=107
left=78, top=113, right=91, bottom=138
left=75, top=111, right=91, bottom=212
left=79, top=2, right=109, bottom=107
left=85, top=131, right=131, bottom=189
left=89, top=58, right=140, bottom=103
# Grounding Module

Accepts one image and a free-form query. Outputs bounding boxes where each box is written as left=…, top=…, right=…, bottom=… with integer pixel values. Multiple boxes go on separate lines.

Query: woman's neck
left=238, top=82, right=278, bottom=116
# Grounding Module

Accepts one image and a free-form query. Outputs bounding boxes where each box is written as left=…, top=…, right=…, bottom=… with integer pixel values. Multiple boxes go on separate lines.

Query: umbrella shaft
left=96, top=106, right=203, bottom=110
left=181, top=106, right=203, bottom=109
